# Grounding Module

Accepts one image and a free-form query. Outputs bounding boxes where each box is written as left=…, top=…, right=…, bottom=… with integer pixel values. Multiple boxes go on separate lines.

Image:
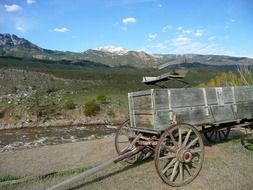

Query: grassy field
left=1, top=132, right=253, bottom=190
left=0, top=57, right=224, bottom=123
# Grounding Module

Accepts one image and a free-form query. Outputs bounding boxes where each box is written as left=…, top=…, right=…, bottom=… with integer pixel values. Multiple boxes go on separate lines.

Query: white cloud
left=152, top=43, right=167, bottom=49
left=147, top=33, right=157, bottom=40
left=157, top=4, right=162, bottom=8
left=177, top=26, right=183, bottom=30
left=172, top=35, right=192, bottom=46
left=27, top=0, right=36, bottom=5
left=170, top=35, right=234, bottom=56
left=162, top=25, right=172, bottom=32
left=16, top=26, right=25, bottom=32
left=53, top=27, right=70, bottom=32
left=208, top=36, right=216, bottom=41
left=193, top=29, right=204, bottom=37
left=15, top=19, right=27, bottom=32
left=172, top=40, right=219, bottom=55
left=4, top=4, right=22, bottom=12
left=182, top=29, right=193, bottom=34
left=122, top=17, right=137, bottom=25
left=224, top=25, right=229, bottom=29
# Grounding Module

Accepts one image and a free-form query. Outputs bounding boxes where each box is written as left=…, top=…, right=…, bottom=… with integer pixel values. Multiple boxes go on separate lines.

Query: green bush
left=107, top=109, right=115, bottom=118
left=199, top=70, right=253, bottom=87
left=63, top=99, right=75, bottom=109
left=84, top=100, right=100, bottom=116
left=96, top=94, right=108, bottom=104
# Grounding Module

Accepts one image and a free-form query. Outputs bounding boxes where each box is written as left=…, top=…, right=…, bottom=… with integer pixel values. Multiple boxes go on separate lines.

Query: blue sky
left=0, top=0, right=253, bottom=58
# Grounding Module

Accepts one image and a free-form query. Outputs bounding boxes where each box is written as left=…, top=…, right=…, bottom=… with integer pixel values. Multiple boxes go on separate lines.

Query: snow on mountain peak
left=94, top=45, right=128, bottom=55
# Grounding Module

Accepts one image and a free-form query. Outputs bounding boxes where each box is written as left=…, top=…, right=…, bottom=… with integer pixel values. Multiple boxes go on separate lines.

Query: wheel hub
left=177, top=149, right=192, bottom=163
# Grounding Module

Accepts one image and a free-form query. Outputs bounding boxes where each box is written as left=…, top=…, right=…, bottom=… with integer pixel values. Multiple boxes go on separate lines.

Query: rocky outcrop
left=0, top=33, right=42, bottom=52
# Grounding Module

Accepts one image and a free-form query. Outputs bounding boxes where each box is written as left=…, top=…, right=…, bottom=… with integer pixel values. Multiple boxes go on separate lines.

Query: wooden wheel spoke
left=159, top=153, right=176, bottom=160
left=179, top=162, right=184, bottom=182
left=210, top=131, right=215, bottom=139
left=182, top=129, right=192, bottom=148
left=184, top=164, right=192, bottom=176
left=170, top=161, right=179, bottom=182
left=118, top=140, right=130, bottom=143
left=214, top=131, right=217, bottom=140
left=204, top=126, right=230, bottom=143
left=169, top=134, right=178, bottom=148
left=186, top=137, right=199, bottom=149
left=178, top=128, right=182, bottom=147
left=190, top=147, right=203, bottom=154
left=221, top=130, right=226, bottom=137
left=163, top=144, right=176, bottom=153
left=162, top=158, right=177, bottom=174
left=120, top=146, right=130, bottom=153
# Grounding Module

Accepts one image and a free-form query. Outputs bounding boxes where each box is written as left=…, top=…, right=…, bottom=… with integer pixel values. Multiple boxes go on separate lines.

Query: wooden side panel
left=222, top=87, right=234, bottom=104
left=154, top=110, right=171, bottom=130
left=128, top=86, right=253, bottom=132
left=210, top=105, right=235, bottom=123
left=236, top=102, right=253, bottom=119
left=130, top=90, right=154, bottom=130
left=155, top=90, right=169, bottom=110
left=205, top=88, right=218, bottom=105
left=134, top=114, right=153, bottom=129
left=170, top=88, right=205, bottom=108
left=132, top=95, right=152, bottom=112
left=173, top=107, right=212, bottom=126
left=234, top=86, right=253, bottom=102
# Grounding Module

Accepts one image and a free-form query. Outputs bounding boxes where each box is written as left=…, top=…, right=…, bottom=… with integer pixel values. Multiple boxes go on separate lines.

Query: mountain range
left=0, top=33, right=253, bottom=69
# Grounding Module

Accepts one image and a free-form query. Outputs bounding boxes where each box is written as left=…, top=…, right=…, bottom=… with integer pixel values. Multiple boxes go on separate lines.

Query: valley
left=1, top=33, right=253, bottom=189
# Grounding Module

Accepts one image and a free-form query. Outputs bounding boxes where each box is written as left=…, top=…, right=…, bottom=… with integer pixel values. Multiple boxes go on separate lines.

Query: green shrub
left=199, top=70, right=253, bottom=87
left=107, top=109, right=116, bottom=118
left=96, top=94, right=108, bottom=104
left=84, top=100, right=100, bottom=116
left=63, top=99, right=75, bottom=109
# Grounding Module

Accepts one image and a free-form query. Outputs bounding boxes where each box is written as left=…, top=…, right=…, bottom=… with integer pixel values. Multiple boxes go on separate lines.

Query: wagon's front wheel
left=114, top=119, right=139, bottom=163
left=155, top=123, right=204, bottom=187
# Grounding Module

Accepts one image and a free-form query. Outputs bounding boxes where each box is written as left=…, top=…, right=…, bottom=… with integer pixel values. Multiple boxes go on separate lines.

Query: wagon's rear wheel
left=203, top=126, right=230, bottom=143
left=114, top=120, right=140, bottom=163
left=155, top=123, right=204, bottom=187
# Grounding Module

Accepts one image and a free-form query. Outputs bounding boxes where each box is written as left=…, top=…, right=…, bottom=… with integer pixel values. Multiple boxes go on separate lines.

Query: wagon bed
left=128, top=86, right=253, bottom=133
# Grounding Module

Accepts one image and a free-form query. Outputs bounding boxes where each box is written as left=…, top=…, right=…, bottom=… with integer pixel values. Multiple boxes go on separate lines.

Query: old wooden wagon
left=48, top=86, right=253, bottom=190
left=115, top=86, right=253, bottom=186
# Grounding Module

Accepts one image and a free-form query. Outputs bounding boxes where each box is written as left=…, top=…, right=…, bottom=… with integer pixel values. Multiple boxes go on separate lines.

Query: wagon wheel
left=203, top=126, right=230, bottom=143
left=155, top=123, right=204, bottom=187
left=114, top=120, right=140, bottom=163
left=241, top=133, right=253, bottom=151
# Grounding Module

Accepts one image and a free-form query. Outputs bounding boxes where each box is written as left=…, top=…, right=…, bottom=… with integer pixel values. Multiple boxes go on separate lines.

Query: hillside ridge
left=0, top=33, right=253, bottom=68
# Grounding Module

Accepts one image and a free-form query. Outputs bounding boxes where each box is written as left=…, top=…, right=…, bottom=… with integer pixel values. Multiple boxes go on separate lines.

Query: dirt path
left=0, top=137, right=116, bottom=176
